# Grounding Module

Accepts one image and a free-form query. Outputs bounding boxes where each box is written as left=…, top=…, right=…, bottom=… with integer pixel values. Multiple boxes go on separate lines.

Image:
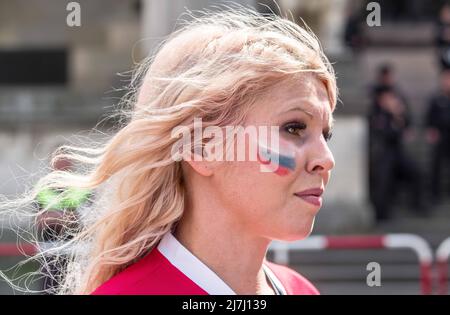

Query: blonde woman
left=2, top=5, right=337, bottom=295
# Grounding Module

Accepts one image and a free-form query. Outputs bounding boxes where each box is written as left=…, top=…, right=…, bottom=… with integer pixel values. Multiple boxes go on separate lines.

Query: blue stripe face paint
left=257, top=138, right=297, bottom=176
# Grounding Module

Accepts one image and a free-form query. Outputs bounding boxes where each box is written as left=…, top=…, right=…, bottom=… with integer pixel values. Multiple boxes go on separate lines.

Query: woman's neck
left=173, top=207, right=274, bottom=295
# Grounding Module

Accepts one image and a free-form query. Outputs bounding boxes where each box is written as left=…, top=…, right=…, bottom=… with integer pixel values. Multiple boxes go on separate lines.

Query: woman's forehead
left=253, top=75, right=333, bottom=121
left=275, top=75, right=330, bottom=102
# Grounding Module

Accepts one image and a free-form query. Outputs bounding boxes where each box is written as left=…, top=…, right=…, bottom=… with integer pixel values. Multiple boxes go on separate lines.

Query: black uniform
left=426, top=93, right=450, bottom=200
left=436, top=18, right=450, bottom=69
left=369, top=106, right=423, bottom=221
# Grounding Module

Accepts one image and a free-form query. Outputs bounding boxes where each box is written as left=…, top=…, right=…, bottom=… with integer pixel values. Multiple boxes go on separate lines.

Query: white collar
left=262, top=262, right=287, bottom=295
left=157, top=231, right=236, bottom=294
left=157, top=231, right=286, bottom=295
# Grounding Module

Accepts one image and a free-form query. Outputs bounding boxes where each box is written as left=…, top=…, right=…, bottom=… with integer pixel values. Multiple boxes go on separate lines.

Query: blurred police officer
left=369, top=87, right=424, bottom=222
left=426, top=69, right=450, bottom=203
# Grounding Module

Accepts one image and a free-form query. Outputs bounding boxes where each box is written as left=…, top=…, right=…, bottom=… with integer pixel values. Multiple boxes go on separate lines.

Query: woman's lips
left=296, top=195, right=322, bottom=207
left=294, top=188, right=324, bottom=207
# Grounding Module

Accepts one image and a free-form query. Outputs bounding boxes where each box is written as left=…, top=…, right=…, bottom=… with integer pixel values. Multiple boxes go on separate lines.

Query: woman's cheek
left=257, top=137, right=298, bottom=177
left=222, top=161, right=281, bottom=209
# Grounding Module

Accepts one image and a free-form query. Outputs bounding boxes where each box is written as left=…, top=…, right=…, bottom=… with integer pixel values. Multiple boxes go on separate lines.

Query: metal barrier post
left=436, top=237, right=450, bottom=295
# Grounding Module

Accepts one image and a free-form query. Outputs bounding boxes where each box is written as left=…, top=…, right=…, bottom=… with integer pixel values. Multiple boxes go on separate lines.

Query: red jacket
left=91, top=232, right=319, bottom=295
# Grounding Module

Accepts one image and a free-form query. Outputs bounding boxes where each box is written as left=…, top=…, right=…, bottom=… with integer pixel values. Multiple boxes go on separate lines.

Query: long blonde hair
left=0, top=4, right=337, bottom=294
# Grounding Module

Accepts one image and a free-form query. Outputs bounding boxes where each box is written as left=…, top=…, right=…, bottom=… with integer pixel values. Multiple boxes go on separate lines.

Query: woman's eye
left=284, top=122, right=306, bottom=137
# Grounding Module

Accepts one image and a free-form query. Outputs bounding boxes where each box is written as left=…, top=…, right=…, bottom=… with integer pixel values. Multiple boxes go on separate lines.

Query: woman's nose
left=305, top=138, right=335, bottom=174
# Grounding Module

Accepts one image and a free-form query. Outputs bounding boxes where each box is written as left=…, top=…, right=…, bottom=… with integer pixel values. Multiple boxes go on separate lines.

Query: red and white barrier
left=0, top=241, right=74, bottom=256
left=0, top=243, right=37, bottom=256
left=436, top=237, right=450, bottom=295
left=270, top=234, right=434, bottom=295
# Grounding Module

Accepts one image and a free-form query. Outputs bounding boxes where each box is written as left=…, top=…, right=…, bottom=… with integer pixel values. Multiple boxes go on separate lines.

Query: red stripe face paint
left=257, top=136, right=297, bottom=176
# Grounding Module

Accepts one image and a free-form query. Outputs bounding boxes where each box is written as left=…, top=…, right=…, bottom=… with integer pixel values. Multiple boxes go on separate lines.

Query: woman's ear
left=184, top=158, right=214, bottom=177
left=180, top=138, right=221, bottom=177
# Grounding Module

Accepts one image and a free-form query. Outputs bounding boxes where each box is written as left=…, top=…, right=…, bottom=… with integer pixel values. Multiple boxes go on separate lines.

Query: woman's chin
left=274, top=220, right=315, bottom=242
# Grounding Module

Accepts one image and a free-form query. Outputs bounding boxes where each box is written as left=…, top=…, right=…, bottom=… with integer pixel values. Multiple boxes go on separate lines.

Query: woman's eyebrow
left=277, top=101, right=334, bottom=128
left=278, top=106, right=314, bottom=118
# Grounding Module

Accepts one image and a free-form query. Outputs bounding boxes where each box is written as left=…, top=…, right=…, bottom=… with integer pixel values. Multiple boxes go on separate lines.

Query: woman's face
left=211, top=74, right=335, bottom=241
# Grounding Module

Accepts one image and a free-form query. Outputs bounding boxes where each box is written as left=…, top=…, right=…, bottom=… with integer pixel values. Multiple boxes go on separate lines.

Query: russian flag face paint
left=257, top=135, right=297, bottom=176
